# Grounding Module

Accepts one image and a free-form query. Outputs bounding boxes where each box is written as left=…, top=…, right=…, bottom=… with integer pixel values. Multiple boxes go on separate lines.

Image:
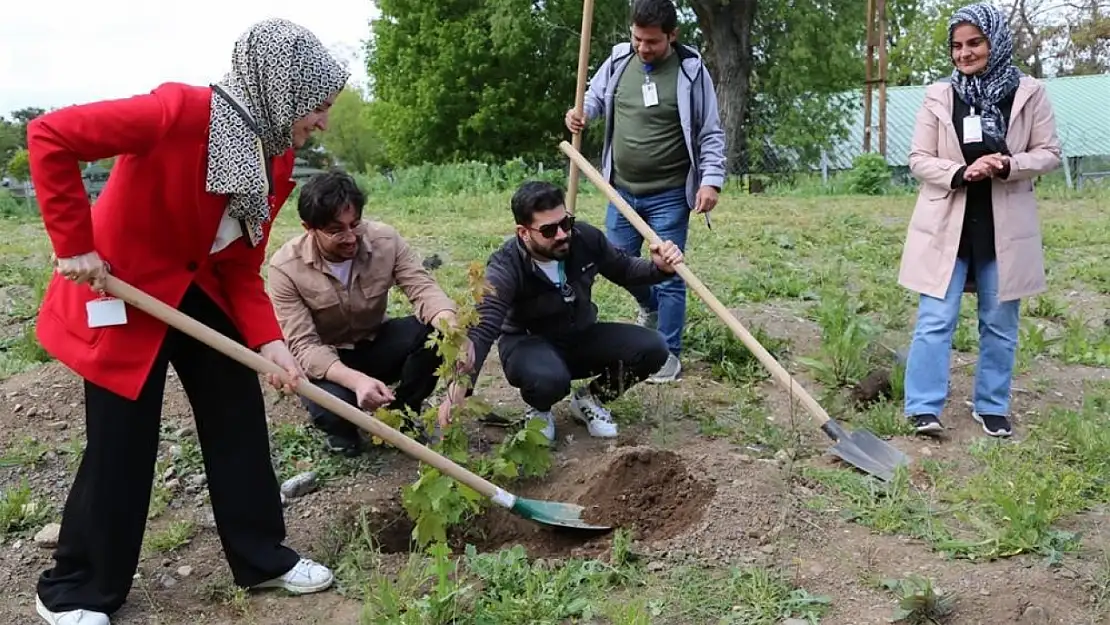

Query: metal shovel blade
left=821, top=420, right=910, bottom=482
left=511, top=497, right=613, bottom=531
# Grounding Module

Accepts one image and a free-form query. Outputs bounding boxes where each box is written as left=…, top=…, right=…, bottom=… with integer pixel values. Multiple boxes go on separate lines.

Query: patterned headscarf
left=947, top=3, right=1021, bottom=144
left=205, top=18, right=349, bottom=247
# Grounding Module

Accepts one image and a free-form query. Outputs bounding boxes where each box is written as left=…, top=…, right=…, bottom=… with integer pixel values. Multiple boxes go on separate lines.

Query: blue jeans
left=903, top=255, right=1021, bottom=418
left=604, top=185, right=690, bottom=356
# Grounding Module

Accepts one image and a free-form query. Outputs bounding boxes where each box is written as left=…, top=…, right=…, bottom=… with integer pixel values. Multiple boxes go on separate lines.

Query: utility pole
left=863, top=0, right=888, bottom=156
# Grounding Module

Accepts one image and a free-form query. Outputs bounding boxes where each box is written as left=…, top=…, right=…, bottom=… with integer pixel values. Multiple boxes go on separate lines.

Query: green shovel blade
left=511, top=497, right=613, bottom=531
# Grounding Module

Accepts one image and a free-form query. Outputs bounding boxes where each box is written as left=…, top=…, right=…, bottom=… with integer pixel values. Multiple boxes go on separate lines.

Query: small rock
left=760, top=544, right=775, bottom=554
left=168, top=444, right=183, bottom=459
left=735, top=454, right=754, bottom=464
left=280, top=472, right=318, bottom=499
left=26, top=406, right=37, bottom=417
left=1054, top=568, right=1078, bottom=580
left=174, top=426, right=194, bottom=438
left=186, top=474, right=207, bottom=488
left=46, top=421, right=67, bottom=431
left=34, top=523, right=61, bottom=548
left=979, top=588, right=990, bottom=596
left=919, top=446, right=933, bottom=457
left=13, top=403, right=22, bottom=412
left=162, top=466, right=175, bottom=481
left=165, top=479, right=180, bottom=491
left=160, top=574, right=177, bottom=588
left=11, top=540, right=23, bottom=550
left=177, top=565, right=193, bottom=577
left=1021, top=606, right=1047, bottom=624
left=647, top=561, right=666, bottom=573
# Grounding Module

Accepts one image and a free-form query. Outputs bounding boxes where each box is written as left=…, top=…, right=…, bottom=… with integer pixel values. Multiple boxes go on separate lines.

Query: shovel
left=102, top=275, right=612, bottom=531
left=557, top=141, right=910, bottom=481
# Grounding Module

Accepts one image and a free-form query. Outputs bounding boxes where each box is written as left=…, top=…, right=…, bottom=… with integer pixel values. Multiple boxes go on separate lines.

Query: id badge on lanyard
left=642, top=63, right=659, bottom=107
left=963, top=106, right=983, bottom=144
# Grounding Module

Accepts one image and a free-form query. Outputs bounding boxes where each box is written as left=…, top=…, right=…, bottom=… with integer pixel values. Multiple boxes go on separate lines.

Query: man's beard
left=530, top=239, right=570, bottom=260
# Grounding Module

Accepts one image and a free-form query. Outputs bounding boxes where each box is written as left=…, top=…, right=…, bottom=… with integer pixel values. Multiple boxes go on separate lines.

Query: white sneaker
left=35, top=595, right=109, bottom=625
left=647, top=353, right=682, bottom=383
left=569, top=389, right=619, bottom=438
left=526, top=407, right=556, bottom=442
left=252, top=558, right=334, bottom=594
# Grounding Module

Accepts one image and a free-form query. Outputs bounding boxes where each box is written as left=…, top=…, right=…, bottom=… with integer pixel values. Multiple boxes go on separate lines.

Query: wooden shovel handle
left=565, top=0, right=595, bottom=215
left=103, top=275, right=512, bottom=504
left=557, top=141, right=833, bottom=426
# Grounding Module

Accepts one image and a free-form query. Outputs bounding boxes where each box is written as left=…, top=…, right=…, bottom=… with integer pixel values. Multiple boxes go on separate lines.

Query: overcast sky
left=0, top=0, right=379, bottom=118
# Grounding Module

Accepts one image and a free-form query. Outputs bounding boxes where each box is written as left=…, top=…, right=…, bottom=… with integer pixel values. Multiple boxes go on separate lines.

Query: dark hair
left=511, top=180, right=565, bottom=226
left=297, top=170, right=366, bottom=229
left=631, top=0, right=678, bottom=34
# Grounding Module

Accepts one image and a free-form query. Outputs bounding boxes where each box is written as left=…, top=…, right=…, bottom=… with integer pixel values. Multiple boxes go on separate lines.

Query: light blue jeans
left=604, top=186, right=690, bottom=356
left=904, top=255, right=1021, bottom=418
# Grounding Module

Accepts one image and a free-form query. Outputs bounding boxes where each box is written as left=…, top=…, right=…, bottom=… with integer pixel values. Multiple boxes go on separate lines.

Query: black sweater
left=949, top=86, right=1016, bottom=263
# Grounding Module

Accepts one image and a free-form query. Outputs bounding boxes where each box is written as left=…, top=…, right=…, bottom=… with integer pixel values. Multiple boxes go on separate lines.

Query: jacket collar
left=924, top=75, right=1037, bottom=130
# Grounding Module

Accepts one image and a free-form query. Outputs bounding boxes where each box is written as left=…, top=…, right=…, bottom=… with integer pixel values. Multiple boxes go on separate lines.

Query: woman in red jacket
left=28, top=18, right=349, bottom=625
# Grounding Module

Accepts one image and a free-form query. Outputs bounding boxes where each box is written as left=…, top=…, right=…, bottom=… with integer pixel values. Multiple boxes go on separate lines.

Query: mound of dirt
left=456, top=447, right=714, bottom=557
left=578, top=448, right=714, bottom=541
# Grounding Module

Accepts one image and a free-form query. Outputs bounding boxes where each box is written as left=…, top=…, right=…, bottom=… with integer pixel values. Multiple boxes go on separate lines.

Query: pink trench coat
left=897, top=76, right=1062, bottom=303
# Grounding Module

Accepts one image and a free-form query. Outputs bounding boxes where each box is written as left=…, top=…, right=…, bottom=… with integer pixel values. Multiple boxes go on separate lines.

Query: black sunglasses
left=529, top=214, right=575, bottom=239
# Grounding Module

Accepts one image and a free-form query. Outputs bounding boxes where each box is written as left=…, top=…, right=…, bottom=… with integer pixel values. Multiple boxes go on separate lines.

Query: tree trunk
left=687, top=0, right=757, bottom=175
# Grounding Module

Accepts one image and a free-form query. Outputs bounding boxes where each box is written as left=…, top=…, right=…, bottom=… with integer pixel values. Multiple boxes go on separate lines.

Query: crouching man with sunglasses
left=436, top=180, right=683, bottom=442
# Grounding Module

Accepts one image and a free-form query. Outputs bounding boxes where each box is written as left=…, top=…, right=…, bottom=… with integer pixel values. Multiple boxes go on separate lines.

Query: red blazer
left=28, top=82, right=296, bottom=401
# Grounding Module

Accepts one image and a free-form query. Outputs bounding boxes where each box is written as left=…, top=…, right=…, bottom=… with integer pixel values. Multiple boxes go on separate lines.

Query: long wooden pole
left=863, top=0, right=875, bottom=152
left=559, top=141, right=834, bottom=427
left=101, top=275, right=519, bottom=509
left=565, top=0, right=595, bottom=215
left=877, top=0, right=889, bottom=157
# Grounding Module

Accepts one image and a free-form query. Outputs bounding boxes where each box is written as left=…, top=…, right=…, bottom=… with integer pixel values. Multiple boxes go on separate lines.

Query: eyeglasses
left=317, top=221, right=367, bottom=241
left=529, top=214, right=574, bottom=239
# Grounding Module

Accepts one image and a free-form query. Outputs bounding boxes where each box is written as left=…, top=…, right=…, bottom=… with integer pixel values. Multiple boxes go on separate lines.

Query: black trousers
left=37, top=285, right=299, bottom=615
left=499, top=322, right=669, bottom=411
left=301, top=316, right=442, bottom=442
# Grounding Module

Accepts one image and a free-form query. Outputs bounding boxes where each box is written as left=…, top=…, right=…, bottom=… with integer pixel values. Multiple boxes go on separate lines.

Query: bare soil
left=0, top=328, right=1107, bottom=624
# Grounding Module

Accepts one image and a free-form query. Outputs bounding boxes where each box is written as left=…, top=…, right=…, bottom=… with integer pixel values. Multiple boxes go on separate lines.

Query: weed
left=883, top=575, right=955, bottom=623
left=806, top=385, right=1110, bottom=561
left=797, top=286, right=877, bottom=388
left=143, top=520, right=196, bottom=555
left=0, top=480, right=52, bottom=538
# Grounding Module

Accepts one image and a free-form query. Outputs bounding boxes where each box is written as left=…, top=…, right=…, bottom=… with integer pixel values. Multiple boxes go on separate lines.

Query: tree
left=318, top=87, right=387, bottom=172
left=682, top=0, right=756, bottom=174
left=684, top=0, right=866, bottom=174
left=1055, top=0, right=1110, bottom=75
left=6, top=149, right=30, bottom=182
left=365, top=0, right=629, bottom=166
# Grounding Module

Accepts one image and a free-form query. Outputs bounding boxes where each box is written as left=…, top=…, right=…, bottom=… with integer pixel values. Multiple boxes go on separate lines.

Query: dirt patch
left=456, top=447, right=714, bottom=558
left=578, top=448, right=714, bottom=539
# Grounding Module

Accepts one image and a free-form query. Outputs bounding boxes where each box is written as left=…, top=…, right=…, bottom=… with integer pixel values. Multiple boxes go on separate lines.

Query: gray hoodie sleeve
left=694, top=66, right=727, bottom=190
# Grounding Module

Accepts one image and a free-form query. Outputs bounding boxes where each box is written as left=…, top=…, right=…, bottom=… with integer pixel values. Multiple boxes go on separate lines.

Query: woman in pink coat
left=898, top=2, right=1061, bottom=437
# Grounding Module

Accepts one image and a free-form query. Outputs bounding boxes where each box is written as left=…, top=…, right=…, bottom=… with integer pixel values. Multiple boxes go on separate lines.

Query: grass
left=0, top=169, right=1106, bottom=621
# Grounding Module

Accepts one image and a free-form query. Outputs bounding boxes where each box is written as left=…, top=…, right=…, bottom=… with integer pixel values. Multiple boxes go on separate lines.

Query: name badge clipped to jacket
left=963, top=106, right=983, bottom=144
left=87, top=297, right=128, bottom=328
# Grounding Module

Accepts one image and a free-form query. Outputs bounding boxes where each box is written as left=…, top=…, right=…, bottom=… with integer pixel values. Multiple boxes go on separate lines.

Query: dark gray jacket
left=467, top=221, right=671, bottom=381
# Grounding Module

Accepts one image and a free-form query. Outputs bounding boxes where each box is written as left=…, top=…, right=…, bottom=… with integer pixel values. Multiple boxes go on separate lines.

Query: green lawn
left=1, top=176, right=1109, bottom=623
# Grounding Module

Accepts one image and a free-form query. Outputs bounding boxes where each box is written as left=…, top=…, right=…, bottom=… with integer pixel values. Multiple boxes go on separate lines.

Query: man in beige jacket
left=268, top=171, right=470, bottom=455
